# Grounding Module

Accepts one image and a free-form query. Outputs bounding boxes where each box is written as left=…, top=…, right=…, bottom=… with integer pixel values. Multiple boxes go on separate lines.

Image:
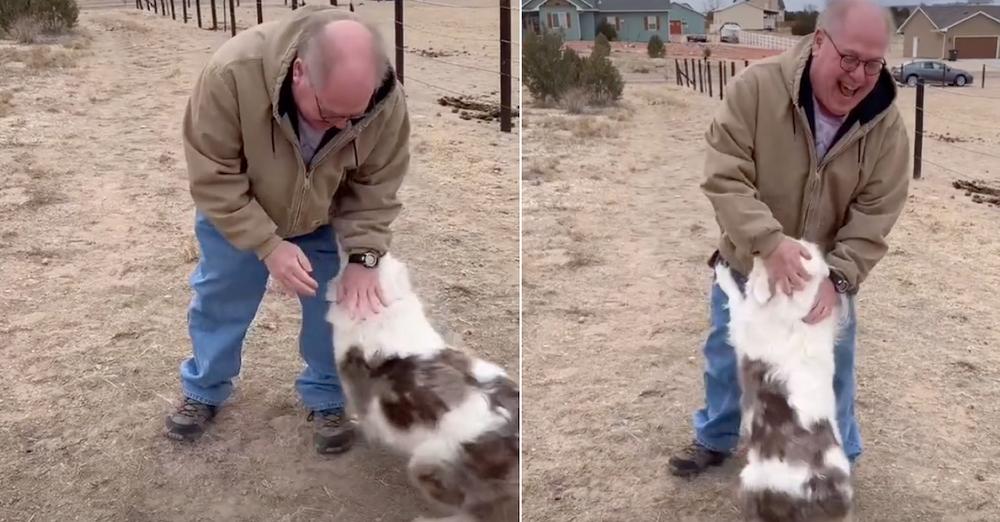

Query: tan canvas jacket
left=182, top=5, right=410, bottom=260
left=701, top=34, right=911, bottom=293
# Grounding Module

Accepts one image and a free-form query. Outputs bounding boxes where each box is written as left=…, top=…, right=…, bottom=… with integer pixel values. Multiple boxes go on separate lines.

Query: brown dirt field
left=0, top=1, right=518, bottom=521
left=522, top=53, right=1000, bottom=520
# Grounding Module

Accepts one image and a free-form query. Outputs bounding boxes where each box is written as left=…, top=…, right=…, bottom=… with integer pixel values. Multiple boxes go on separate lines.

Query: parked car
left=686, top=34, right=708, bottom=43
left=890, top=60, right=974, bottom=87
left=719, top=23, right=740, bottom=44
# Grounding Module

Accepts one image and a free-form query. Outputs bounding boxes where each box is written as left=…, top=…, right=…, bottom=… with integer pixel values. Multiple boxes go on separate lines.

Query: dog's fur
left=325, top=252, right=518, bottom=522
left=713, top=239, right=853, bottom=522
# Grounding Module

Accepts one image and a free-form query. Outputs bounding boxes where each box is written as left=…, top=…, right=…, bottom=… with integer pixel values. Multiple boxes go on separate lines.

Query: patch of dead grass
left=180, top=236, right=199, bottom=263
left=7, top=17, right=45, bottom=44
left=0, top=46, right=78, bottom=70
left=0, top=91, right=14, bottom=118
left=523, top=156, right=560, bottom=183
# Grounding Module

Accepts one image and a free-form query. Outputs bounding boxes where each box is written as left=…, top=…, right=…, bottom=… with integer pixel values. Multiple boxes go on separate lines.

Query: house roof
left=714, top=0, right=763, bottom=14
left=898, top=5, right=1000, bottom=32
left=671, top=1, right=706, bottom=17
left=521, top=0, right=673, bottom=12
left=593, top=0, right=670, bottom=12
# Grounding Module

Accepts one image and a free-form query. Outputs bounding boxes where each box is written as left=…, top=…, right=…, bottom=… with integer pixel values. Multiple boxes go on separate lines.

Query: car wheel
left=956, top=75, right=967, bottom=87
left=906, top=75, right=918, bottom=87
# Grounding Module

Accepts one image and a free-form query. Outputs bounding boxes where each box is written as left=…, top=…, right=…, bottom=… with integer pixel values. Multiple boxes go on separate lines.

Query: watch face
left=363, top=253, right=377, bottom=267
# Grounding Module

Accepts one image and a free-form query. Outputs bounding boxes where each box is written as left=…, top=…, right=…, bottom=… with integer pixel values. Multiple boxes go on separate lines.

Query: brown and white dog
left=325, top=252, right=519, bottom=522
left=714, top=239, right=853, bottom=522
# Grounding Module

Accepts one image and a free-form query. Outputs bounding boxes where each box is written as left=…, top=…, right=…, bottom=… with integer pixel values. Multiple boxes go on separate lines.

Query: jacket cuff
left=752, top=230, right=785, bottom=258
left=253, top=235, right=284, bottom=261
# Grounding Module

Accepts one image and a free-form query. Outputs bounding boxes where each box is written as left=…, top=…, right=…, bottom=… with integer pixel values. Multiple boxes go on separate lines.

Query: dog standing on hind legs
left=714, top=239, right=853, bottom=522
left=325, top=251, right=519, bottom=522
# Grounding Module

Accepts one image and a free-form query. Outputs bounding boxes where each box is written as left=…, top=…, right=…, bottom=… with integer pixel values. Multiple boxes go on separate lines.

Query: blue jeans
left=178, top=212, right=344, bottom=413
left=692, top=277, right=862, bottom=462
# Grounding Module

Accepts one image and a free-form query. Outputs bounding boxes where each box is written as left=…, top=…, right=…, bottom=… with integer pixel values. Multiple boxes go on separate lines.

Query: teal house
left=522, top=0, right=706, bottom=43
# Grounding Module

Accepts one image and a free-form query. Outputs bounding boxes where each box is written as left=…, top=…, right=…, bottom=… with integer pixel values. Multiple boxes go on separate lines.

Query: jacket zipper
left=795, top=104, right=820, bottom=239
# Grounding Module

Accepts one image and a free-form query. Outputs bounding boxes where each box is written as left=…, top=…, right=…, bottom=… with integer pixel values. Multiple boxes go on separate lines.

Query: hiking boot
left=165, top=397, right=217, bottom=441
left=668, top=441, right=728, bottom=477
left=309, top=408, right=356, bottom=455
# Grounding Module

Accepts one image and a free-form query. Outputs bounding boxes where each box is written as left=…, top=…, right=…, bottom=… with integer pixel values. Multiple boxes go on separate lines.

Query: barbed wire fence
left=125, top=0, right=518, bottom=132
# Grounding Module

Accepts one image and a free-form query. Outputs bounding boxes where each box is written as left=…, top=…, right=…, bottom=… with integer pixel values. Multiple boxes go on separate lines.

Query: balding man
left=166, top=6, right=410, bottom=454
left=669, top=0, right=910, bottom=476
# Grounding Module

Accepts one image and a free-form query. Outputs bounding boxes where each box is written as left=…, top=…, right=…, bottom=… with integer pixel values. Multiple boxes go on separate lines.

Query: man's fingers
left=336, top=282, right=346, bottom=303
left=798, top=245, right=813, bottom=260
left=296, top=248, right=314, bottom=273
left=288, top=265, right=318, bottom=292
left=366, top=288, right=382, bottom=316
left=374, top=282, right=388, bottom=306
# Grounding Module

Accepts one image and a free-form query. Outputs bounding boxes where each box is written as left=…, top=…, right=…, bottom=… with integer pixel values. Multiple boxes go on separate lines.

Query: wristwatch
left=830, top=270, right=850, bottom=294
left=348, top=251, right=380, bottom=268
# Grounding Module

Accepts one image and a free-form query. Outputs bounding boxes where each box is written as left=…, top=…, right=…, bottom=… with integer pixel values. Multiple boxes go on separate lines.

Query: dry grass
left=0, top=91, right=14, bottom=118
left=180, top=236, right=199, bottom=263
left=559, top=87, right=589, bottom=115
left=7, top=16, right=45, bottom=44
left=0, top=46, right=77, bottom=69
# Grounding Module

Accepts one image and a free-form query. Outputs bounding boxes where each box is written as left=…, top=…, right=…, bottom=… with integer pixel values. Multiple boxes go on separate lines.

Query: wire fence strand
left=408, top=0, right=495, bottom=8
left=925, top=85, right=1000, bottom=101
left=397, top=20, right=519, bottom=46
left=407, top=51, right=520, bottom=80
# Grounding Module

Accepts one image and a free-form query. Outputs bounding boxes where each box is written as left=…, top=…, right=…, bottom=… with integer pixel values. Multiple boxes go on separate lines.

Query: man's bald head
left=297, top=17, right=388, bottom=89
left=816, top=0, right=894, bottom=41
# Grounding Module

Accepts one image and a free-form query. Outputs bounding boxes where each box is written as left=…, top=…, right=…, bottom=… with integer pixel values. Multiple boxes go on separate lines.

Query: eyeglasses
left=313, top=92, right=356, bottom=126
left=823, top=31, right=886, bottom=77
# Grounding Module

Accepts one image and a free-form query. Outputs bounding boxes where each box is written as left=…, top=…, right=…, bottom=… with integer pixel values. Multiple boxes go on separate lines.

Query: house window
left=548, top=12, right=572, bottom=29
left=605, top=15, right=622, bottom=31
left=645, top=15, right=660, bottom=31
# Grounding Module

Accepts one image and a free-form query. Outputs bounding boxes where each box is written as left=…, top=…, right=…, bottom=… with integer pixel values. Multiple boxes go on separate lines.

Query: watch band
left=348, top=251, right=380, bottom=268
left=829, top=270, right=850, bottom=294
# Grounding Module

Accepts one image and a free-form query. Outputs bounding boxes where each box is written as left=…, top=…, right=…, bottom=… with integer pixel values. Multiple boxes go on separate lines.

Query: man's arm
left=332, top=87, right=410, bottom=256
left=182, top=62, right=283, bottom=260
left=826, top=113, right=911, bottom=292
left=700, top=68, right=786, bottom=259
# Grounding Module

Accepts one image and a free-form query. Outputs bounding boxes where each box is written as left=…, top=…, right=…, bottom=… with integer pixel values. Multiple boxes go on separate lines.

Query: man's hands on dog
left=264, top=241, right=318, bottom=297
left=337, top=263, right=387, bottom=320
left=763, top=239, right=813, bottom=297
left=803, top=278, right=838, bottom=324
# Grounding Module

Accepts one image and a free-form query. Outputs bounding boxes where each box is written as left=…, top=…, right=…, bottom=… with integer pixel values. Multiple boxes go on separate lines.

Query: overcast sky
left=682, top=0, right=1000, bottom=13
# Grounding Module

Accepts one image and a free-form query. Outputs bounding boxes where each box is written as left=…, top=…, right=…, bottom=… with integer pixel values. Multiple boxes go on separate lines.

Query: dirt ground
left=522, top=49, right=1000, bottom=520
left=0, top=1, right=518, bottom=520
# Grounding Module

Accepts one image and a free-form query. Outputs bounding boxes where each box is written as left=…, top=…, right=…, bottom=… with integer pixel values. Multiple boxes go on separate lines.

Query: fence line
left=732, top=30, right=800, bottom=51
left=126, top=0, right=515, bottom=132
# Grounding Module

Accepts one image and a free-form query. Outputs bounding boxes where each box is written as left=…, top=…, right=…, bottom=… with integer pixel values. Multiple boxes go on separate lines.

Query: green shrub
left=596, top=20, right=617, bottom=41
left=790, top=12, right=817, bottom=35
left=580, top=53, right=624, bottom=105
left=524, top=29, right=624, bottom=108
left=593, top=33, right=611, bottom=59
left=0, top=0, right=79, bottom=35
left=647, top=34, right=665, bottom=58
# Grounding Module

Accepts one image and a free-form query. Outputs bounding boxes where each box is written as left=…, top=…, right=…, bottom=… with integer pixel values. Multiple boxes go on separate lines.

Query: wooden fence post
left=913, top=79, right=924, bottom=180
left=229, top=0, right=236, bottom=36
left=983, top=64, right=986, bottom=89
left=170, top=0, right=176, bottom=20
left=256, top=0, right=262, bottom=23
left=196, top=0, right=202, bottom=27
left=182, top=0, right=187, bottom=22
left=210, top=0, right=218, bottom=29
left=731, top=60, right=735, bottom=78
left=500, top=0, right=511, bottom=133
left=684, top=59, right=691, bottom=89
left=698, top=60, right=704, bottom=93
left=675, top=59, right=681, bottom=86
left=718, top=60, right=724, bottom=100
left=292, top=0, right=298, bottom=9
left=707, top=59, right=713, bottom=98
left=394, top=0, right=403, bottom=84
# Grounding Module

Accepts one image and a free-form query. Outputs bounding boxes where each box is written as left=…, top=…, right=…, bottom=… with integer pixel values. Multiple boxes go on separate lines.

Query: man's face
left=810, top=14, right=889, bottom=116
left=293, top=58, right=376, bottom=131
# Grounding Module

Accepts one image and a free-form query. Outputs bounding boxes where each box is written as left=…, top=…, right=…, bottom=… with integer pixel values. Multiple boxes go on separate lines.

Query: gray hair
left=297, top=16, right=390, bottom=89
left=816, top=0, right=894, bottom=38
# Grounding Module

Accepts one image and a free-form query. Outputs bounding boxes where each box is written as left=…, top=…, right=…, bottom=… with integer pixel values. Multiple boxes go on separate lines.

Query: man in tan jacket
left=165, top=6, right=410, bottom=454
left=670, top=0, right=910, bottom=476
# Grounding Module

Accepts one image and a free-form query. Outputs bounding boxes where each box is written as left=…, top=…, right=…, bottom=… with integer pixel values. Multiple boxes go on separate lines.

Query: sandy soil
left=0, top=1, right=518, bottom=520
left=522, top=50, right=1000, bottom=520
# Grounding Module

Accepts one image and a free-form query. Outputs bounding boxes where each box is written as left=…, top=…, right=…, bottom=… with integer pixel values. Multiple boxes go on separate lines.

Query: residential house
left=710, top=0, right=784, bottom=32
left=670, top=2, right=708, bottom=37
left=521, top=0, right=677, bottom=43
left=897, top=5, right=1000, bottom=59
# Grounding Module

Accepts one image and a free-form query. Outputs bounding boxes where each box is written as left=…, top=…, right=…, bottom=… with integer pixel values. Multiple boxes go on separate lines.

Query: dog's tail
left=714, top=262, right=745, bottom=310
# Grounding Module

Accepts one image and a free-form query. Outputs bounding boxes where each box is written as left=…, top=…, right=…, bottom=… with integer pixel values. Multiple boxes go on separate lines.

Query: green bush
left=593, top=33, right=611, bottom=59
left=596, top=21, right=617, bottom=42
left=524, top=29, right=624, bottom=108
left=790, top=12, right=817, bottom=36
left=647, top=34, right=665, bottom=58
left=0, top=0, right=79, bottom=35
left=580, top=53, right=624, bottom=105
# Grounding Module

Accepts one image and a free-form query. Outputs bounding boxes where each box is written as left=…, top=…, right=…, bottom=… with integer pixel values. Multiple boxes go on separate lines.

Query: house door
left=954, top=36, right=999, bottom=59
left=912, top=36, right=919, bottom=57
left=670, top=20, right=682, bottom=35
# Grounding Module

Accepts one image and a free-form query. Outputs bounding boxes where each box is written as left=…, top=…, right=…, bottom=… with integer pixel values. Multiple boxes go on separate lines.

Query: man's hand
left=263, top=241, right=318, bottom=297
left=336, top=263, right=388, bottom=320
left=803, top=278, right=839, bottom=324
left=763, top=239, right=813, bottom=297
